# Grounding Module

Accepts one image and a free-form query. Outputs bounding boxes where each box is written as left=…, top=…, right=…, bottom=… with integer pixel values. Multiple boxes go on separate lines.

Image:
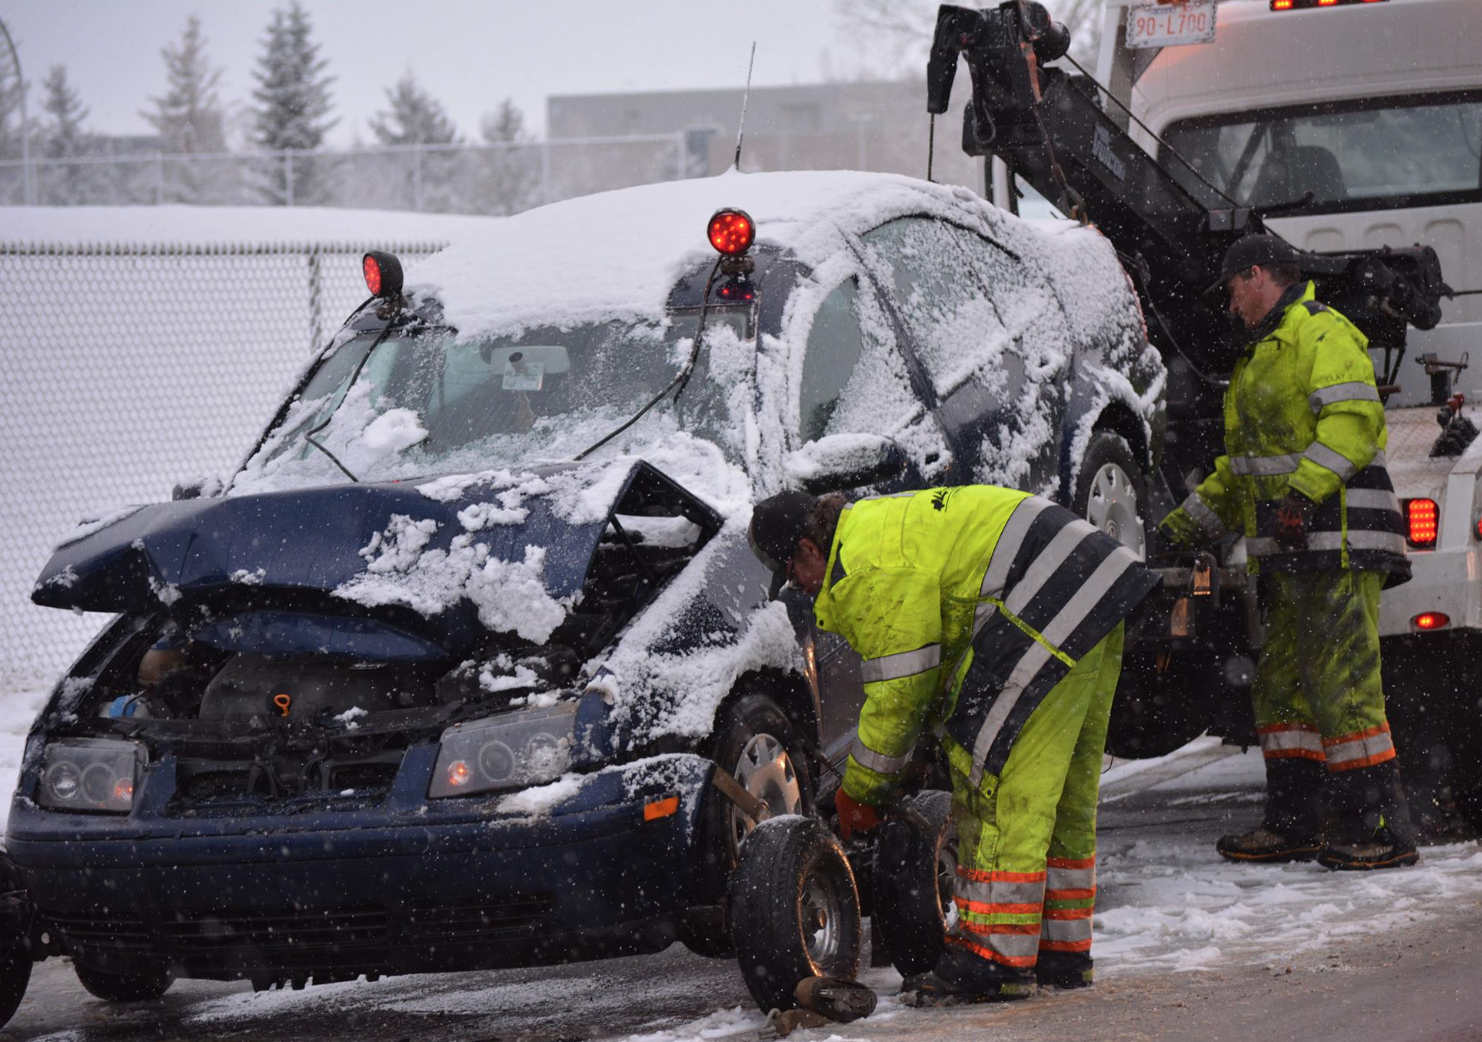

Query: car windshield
left=1163, top=93, right=1482, bottom=212
left=234, top=308, right=753, bottom=490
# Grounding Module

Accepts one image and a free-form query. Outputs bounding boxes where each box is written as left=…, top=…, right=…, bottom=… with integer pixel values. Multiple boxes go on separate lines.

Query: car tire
left=870, top=789, right=956, bottom=976
left=683, top=691, right=815, bottom=958
left=1074, top=430, right=1147, bottom=559
left=730, top=816, right=861, bottom=1013
left=74, top=961, right=173, bottom=1003
left=0, top=944, right=29, bottom=1028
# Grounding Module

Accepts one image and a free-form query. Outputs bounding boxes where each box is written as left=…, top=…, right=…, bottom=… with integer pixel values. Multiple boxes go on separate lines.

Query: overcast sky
left=1, top=1, right=881, bottom=146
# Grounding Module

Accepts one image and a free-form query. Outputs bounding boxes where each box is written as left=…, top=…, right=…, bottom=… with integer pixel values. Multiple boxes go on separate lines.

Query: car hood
left=31, top=460, right=684, bottom=660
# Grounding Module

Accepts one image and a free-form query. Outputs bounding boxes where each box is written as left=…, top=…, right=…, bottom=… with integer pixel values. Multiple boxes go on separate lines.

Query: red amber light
left=363, top=254, right=383, bottom=296
left=708, top=209, right=755, bottom=255
left=113, top=779, right=134, bottom=804
left=1406, top=498, right=1438, bottom=546
left=1413, top=612, right=1449, bottom=631
left=447, top=760, right=471, bottom=787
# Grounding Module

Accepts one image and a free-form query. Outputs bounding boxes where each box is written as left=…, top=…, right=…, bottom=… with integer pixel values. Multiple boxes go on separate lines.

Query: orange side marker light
left=644, top=796, right=680, bottom=822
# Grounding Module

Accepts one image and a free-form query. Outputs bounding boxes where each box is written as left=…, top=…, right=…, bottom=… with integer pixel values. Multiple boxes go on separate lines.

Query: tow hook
left=711, top=765, right=770, bottom=824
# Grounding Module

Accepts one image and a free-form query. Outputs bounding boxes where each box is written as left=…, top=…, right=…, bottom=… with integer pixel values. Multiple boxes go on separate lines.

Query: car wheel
left=0, top=943, right=29, bottom=1028
left=870, top=790, right=956, bottom=976
left=730, top=816, right=861, bottom=1013
left=74, top=961, right=173, bottom=1003
left=1075, top=430, right=1147, bottom=559
left=683, top=692, right=814, bottom=958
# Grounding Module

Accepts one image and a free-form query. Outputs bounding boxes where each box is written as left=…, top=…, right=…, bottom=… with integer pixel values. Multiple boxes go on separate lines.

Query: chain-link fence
left=0, top=239, right=445, bottom=689
left=0, top=135, right=689, bottom=214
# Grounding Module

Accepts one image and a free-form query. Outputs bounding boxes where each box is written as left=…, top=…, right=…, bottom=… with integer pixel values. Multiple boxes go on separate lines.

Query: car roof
left=406, top=169, right=1003, bottom=341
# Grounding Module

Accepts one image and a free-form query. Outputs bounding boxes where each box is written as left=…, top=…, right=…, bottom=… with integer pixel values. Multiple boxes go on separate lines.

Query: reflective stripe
left=848, top=735, right=913, bottom=775
left=1181, top=491, right=1228, bottom=539
left=954, top=866, right=1046, bottom=907
left=1229, top=452, right=1301, bottom=476
left=1258, top=722, right=1326, bottom=762
left=980, top=496, right=1054, bottom=600
left=967, top=546, right=1139, bottom=787
left=1002, top=518, right=1099, bottom=617
left=1324, top=723, right=1396, bottom=771
left=1040, top=916, right=1093, bottom=944
left=945, top=933, right=1041, bottom=968
left=1248, top=530, right=1408, bottom=557
left=1309, top=382, right=1381, bottom=413
left=859, top=643, right=941, bottom=683
left=1345, top=488, right=1401, bottom=514
left=1045, top=859, right=1095, bottom=893
left=1302, top=442, right=1359, bottom=482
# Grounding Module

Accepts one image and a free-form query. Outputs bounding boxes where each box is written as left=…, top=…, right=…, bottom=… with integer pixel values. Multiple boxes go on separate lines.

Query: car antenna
left=732, top=42, right=757, bottom=172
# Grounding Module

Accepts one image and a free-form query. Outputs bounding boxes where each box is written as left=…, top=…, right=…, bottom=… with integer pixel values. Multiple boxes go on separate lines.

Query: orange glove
left=834, top=787, right=883, bottom=841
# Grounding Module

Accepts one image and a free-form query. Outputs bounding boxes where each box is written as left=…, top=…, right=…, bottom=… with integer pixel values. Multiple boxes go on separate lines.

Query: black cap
left=1206, top=234, right=1300, bottom=294
left=748, top=490, right=818, bottom=599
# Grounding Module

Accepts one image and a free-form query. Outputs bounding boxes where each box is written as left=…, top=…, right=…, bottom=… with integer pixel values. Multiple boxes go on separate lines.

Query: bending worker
left=1160, top=233, right=1416, bottom=870
left=749, top=485, right=1156, bottom=1004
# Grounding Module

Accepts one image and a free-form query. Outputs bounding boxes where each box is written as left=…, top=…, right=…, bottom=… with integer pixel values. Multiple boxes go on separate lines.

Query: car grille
left=45, top=911, right=152, bottom=954
left=409, top=893, right=555, bottom=939
left=163, top=904, right=391, bottom=952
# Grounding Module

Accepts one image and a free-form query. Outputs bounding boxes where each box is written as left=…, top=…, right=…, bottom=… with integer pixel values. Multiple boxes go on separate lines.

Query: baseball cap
left=1206, top=234, right=1301, bottom=295
left=748, top=490, right=818, bottom=599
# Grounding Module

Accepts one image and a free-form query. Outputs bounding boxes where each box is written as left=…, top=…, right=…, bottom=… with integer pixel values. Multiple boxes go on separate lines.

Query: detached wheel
left=1075, top=430, right=1147, bottom=559
left=730, top=816, right=861, bottom=1013
left=872, top=790, right=956, bottom=976
left=75, top=961, right=173, bottom=1003
left=682, top=692, right=814, bottom=958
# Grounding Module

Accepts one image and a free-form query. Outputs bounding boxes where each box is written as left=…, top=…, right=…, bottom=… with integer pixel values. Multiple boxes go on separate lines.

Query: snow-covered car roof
left=409, top=169, right=1083, bottom=339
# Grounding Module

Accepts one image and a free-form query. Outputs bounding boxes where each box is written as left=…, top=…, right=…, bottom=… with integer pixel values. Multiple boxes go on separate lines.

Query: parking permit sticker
left=502, top=359, right=545, bottom=391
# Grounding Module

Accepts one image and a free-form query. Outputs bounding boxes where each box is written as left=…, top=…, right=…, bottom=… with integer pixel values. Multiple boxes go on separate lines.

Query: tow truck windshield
left=1164, top=92, right=1482, bottom=213
left=237, top=307, right=752, bottom=489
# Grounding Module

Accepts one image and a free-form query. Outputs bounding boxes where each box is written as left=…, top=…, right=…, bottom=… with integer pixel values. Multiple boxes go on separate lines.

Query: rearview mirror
left=784, top=433, right=907, bottom=494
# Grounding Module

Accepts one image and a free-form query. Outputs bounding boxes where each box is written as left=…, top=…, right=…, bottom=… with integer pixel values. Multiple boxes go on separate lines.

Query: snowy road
left=3, top=740, right=1480, bottom=1041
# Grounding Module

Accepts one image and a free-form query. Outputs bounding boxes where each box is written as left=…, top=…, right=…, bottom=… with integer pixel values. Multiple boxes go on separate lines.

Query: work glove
left=1273, top=490, right=1315, bottom=552
left=834, top=787, right=883, bottom=841
left=1158, top=507, right=1205, bottom=552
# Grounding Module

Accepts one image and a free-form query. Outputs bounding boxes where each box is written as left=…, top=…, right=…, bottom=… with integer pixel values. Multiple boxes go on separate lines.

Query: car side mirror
left=784, top=433, right=907, bottom=494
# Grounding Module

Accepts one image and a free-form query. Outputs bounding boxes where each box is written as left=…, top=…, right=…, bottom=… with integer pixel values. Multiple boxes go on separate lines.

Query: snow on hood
left=410, top=169, right=1038, bottom=339
left=32, top=459, right=677, bottom=654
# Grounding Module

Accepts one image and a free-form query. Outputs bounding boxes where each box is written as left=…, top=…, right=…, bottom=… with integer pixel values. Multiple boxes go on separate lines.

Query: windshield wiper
left=303, top=306, right=405, bottom=482
left=573, top=258, right=724, bottom=461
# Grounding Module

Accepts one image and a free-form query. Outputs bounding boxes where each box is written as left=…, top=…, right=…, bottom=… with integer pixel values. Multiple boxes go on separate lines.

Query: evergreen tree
left=40, top=64, right=91, bottom=204
left=250, top=2, right=336, bottom=204
left=477, top=97, right=539, bottom=215
left=144, top=15, right=227, bottom=202
left=370, top=74, right=458, bottom=146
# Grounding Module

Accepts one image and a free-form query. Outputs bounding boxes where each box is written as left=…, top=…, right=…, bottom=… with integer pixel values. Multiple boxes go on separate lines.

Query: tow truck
left=927, top=0, right=1480, bottom=827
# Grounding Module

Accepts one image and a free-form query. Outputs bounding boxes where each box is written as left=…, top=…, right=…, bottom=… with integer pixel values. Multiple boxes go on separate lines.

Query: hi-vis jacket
left=1163, top=281, right=1409, bottom=582
left=813, top=487, right=1158, bottom=805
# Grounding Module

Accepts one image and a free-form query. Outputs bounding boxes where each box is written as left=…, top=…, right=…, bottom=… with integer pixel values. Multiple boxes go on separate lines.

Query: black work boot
left=1216, top=758, right=1324, bottom=863
left=1319, top=760, right=1419, bottom=870
left=901, top=946, right=1038, bottom=1006
left=1033, top=951, right=1093, bottom=989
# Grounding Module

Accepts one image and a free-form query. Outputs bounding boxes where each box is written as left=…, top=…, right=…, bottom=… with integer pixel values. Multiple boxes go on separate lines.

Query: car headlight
left=39, top=738, right=143, bottom=813
left=429, top=701, right=578, bottom=798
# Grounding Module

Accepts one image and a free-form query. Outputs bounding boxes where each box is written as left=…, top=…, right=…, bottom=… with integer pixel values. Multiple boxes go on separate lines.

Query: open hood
left=32, top=460, right=712, bottom=661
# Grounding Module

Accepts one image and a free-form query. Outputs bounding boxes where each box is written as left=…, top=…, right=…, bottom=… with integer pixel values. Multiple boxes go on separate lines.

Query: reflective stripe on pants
left=1257, top=722, right=1326, bottom=763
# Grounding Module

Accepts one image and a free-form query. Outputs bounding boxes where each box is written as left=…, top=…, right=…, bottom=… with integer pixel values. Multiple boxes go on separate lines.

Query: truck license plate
left=1124, top=1, right=1217, bottom=49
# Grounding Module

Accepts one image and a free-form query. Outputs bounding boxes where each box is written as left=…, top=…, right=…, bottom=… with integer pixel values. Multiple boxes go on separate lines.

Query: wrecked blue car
left=4, top=170, right=1161, bottom=1017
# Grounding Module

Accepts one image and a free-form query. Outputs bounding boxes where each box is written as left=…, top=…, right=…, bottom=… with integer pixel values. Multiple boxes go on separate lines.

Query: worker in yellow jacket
left=1160, top=234, right=1416, bottom=870
left=748, top=485, right=1157, bottom=1004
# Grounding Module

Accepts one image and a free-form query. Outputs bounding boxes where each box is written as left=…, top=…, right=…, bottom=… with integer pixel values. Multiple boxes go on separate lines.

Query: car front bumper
left=7, top=750, right=713, bottom=982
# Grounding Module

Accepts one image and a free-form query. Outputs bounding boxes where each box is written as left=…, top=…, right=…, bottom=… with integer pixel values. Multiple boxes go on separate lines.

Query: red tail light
left=1413, top=612, right=1450, bottom=631
left=1406, top=498, right=1438, bottom=547
left=708, top=209, right=755, bottom=256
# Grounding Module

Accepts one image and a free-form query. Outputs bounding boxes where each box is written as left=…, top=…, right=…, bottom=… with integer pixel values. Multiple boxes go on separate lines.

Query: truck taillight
left=1413, top=612, right=1450, bottom=631
left=1270, top=0, right=1385, bottom=8
left=1405, top=498, right=1438, bottom=548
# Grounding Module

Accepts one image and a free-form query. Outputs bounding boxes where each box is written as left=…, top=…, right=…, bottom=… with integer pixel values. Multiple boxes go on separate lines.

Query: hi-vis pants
left=1252, top=570, right=1396, bottom=772
left=940, top=624, right=1124, bottom=971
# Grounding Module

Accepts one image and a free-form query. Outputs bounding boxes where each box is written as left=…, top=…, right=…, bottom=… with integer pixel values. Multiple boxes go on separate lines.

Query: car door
left=859, top=216, right=1072, bottom=497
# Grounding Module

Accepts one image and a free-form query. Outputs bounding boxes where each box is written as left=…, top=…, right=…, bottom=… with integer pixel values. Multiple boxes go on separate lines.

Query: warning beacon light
left=708, top=209, right=755, bottom=257
left=362, top=250, right=404, bottom=298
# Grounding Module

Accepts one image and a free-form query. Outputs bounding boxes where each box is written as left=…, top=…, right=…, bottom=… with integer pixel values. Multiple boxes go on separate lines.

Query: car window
left=798, top=279, right=865, bottom=442
left=862, top=217, right=1047, bottom=399
left=795, top=276, right=921, bottom=446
